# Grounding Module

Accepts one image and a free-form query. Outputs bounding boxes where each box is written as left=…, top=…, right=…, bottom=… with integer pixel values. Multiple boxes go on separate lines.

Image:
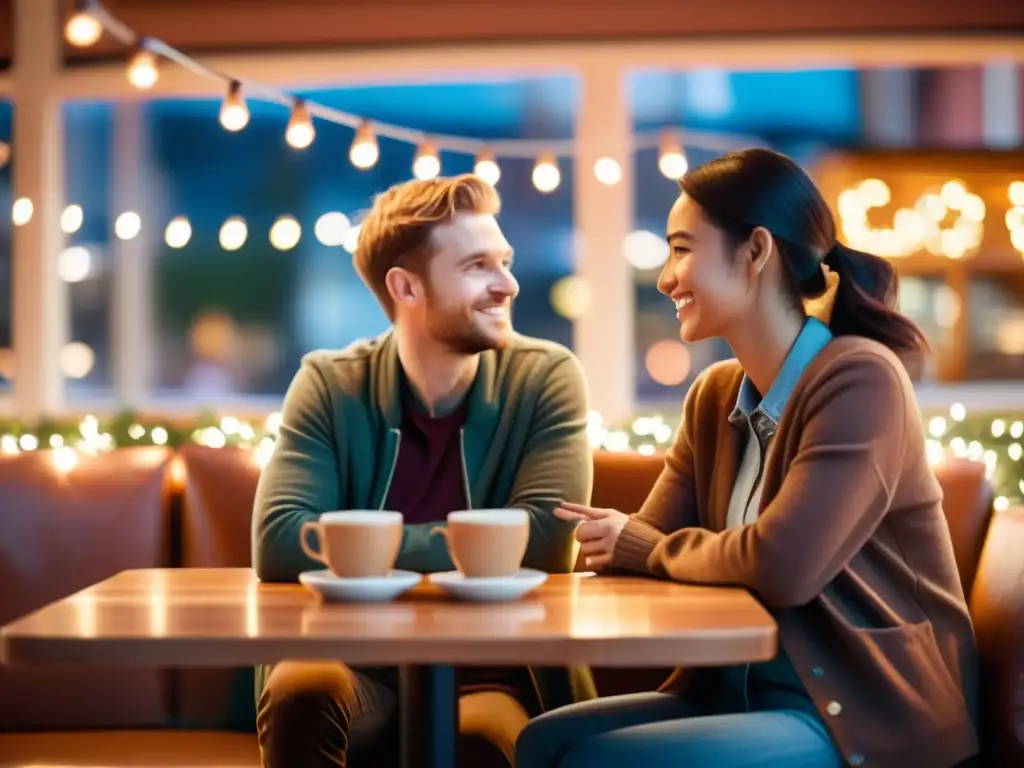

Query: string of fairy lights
left=56, top=1, right=768, bottom=192
left=0, top=403, right=1021, bottom=507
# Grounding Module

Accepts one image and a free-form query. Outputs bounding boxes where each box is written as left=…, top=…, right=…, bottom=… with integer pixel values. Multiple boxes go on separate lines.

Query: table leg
left=399, top=664, right=458, bottom=768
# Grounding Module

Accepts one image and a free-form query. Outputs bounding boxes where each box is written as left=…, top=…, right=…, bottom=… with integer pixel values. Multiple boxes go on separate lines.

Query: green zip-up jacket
left=251, top=329, right=598, bottom=711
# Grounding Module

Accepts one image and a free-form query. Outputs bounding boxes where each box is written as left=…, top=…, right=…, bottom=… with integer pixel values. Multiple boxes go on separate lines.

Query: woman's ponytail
left=823, top=242, right=928, bottom=356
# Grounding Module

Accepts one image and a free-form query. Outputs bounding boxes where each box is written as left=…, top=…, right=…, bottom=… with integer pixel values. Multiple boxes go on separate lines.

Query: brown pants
left=256, top=661, right=531, bottom=768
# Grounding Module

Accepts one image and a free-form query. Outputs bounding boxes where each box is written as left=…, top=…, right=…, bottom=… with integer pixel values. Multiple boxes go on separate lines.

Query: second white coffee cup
left=431, top=509, right=529, bottom=578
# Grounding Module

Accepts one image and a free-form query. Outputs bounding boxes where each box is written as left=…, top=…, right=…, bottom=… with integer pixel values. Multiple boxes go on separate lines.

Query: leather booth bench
left=0, top=445, right=1021, bottom=766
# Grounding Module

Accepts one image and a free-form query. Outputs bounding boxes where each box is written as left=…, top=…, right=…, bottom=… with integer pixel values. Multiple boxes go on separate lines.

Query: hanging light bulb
left=594, top=157, right=622, bottom=186
left=219, top=216, right=248, bottom=251
left=349, top=122, right=379, bottom=169
left=285, top=99, right=315, bottom=149
left=61, top=204, right=84, bottom=234
left=532, top=153, right=561, bottom=193
left=65, top=9, right=103, bottom=47
left=269, top=215, right=302, bottom=251
left=658, top=131, right=688, bottom=180
left=474, top=151, right=501, bottom=186
left=219, top=80, right=249, bottom=132
left=164, top=216, right=192, bottom=249
left=126, top=46, right=159, bottom=90
left=413, top=141, right=440, bottom=180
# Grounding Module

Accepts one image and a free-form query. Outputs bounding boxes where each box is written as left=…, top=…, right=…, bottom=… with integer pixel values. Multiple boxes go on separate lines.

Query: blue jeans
left=514, top=691, right=843, bottom=768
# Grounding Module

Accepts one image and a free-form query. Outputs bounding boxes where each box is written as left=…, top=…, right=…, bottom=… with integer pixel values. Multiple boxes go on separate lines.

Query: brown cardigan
left=613, top=336, right=980, bottom=768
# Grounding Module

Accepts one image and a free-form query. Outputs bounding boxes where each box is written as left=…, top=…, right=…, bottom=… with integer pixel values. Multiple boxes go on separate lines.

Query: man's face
left=409, top=212, right=519, bottom=354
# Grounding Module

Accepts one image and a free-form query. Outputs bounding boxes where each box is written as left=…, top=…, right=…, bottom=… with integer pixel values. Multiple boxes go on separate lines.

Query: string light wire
left=84, top=0, right=766, bottom=160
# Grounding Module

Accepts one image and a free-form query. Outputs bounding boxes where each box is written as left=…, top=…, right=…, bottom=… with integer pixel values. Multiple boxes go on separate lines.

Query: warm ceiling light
left=219, top=80, right=250, bottom=132
left=65, top=11, right=103, bottom=47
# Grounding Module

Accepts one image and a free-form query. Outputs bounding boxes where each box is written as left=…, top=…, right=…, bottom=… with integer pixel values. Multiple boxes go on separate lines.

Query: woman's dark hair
left=679, top=148, right=928, bottom=357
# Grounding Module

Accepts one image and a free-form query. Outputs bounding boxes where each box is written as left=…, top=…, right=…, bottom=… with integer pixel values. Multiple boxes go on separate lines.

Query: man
left=251, top=173, right=597, bottom=767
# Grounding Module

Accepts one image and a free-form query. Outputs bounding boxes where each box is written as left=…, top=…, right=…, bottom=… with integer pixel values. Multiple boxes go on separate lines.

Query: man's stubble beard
left=425, top=292, right=510, bottom=356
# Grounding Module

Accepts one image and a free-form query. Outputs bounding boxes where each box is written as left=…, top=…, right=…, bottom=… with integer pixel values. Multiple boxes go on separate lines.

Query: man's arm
left=509, top=354, right=594, bottom=573
left=395, top=354, right=593, bottom=574
left=251, top=359, right=343, bottom=583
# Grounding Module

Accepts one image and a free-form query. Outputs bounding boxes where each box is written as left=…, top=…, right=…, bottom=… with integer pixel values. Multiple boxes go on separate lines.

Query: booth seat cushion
left=934, top=458, right=995, bottom=597
left=0, top=730, right=259, bottom=767
left=179, top=444, right=261, bottom=569
left=591, top=450, right=666, bottom=517
left=175, top=445, right=261, bottom=731
left=968, top=507, right=1024, bottom=766
left=0, top=447, right=175, bottom=732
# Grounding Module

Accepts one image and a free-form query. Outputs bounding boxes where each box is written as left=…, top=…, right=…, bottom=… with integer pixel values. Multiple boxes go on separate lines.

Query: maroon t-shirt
left=383, top=396, right=470, bottom=525
left=382, top=393, right=538, bottom=707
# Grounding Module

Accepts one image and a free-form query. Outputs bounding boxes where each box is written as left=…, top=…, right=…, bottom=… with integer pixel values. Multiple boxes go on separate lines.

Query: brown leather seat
left=934, top=458, right=996, bottom=597
left=968, top=507, right=1024, bottom=766
left=0, top=448, right=175, bottom=733
left=175, top=444, right=262, bottom=732
left=591, top=450, right=667, bottom=517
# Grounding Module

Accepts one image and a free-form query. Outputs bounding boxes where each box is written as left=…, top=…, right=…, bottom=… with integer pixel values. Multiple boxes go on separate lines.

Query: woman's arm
left=644, top=352, right=910, bottom=607
left=608, top=365, right=719, bottom=572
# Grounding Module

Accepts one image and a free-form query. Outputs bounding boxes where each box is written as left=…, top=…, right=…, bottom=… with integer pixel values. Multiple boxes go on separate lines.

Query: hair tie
left=803, top=262, right=841, bottom=323
left=824, top=242, right=844, bottom=267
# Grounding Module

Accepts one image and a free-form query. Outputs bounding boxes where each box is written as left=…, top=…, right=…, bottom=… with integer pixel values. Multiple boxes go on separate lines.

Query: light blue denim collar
left=728, top=317, right=833, bottom=435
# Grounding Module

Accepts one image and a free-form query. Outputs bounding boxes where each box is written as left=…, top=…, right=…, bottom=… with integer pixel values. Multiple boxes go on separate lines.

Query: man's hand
left=554, top=502, right=630, bottom=571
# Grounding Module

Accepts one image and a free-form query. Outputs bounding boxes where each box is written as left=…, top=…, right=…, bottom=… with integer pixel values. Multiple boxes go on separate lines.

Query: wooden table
left=0, top=568, right=777, bottom=768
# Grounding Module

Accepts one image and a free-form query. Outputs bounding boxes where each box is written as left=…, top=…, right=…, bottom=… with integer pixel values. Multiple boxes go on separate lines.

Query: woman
left=514, top=148, right=980, bottom=768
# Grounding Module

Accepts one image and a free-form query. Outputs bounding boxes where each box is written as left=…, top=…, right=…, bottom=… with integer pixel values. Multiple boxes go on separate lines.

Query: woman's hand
left=554, top=502, right=630, bottom=571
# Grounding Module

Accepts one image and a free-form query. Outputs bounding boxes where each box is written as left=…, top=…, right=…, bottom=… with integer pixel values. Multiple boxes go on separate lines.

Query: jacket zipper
left=378, top=429, right=402, bottom=509
left=457, top=429, right=472, bottom=508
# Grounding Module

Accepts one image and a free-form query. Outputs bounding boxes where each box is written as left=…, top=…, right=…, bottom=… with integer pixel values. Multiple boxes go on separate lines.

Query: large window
left=60, top=78, right=579, bottom=404
left=64, top=101, right=115, bottom=399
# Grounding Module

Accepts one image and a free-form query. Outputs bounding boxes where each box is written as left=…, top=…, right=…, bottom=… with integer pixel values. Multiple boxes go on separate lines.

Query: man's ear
left=384, top=266, right=422, bottom=310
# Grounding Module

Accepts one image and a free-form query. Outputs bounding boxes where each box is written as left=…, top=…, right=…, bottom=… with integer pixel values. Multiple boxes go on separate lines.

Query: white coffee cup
left=431, top=509, right=529, bottom=578
left=300, top=510, right=403, bottom=578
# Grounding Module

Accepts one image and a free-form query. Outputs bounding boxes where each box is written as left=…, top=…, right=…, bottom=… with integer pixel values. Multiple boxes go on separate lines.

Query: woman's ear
left=745, top=226, right=775, bottom=278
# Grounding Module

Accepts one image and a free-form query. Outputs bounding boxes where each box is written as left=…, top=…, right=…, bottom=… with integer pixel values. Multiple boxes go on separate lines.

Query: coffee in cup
left=300, top=510, right=403, bottom=578
left=431, top=509, right=529, bottom=578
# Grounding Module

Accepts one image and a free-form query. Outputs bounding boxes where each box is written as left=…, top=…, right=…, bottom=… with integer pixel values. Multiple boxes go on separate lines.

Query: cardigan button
left=849, top=753, right=865, bottom=765
left=811, top=666, right=824, bottom=678
left=826, top=700, right=842, bottom=717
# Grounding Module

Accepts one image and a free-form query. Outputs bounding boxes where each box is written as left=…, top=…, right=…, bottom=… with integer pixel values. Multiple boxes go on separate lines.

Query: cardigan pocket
left=853, top=621, right=970, bottom=728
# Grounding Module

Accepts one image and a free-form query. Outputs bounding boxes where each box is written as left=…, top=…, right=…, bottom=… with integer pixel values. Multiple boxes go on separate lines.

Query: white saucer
left=299, top=569, right=422, bottom=602
left=428, top=568, right=548, bottom=602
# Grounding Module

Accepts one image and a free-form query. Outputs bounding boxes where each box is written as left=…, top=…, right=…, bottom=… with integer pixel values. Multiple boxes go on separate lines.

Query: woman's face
left=658, top=193, right=759, bottom=343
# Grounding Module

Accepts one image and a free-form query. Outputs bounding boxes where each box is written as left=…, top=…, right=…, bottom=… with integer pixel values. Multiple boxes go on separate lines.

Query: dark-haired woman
left=514, top=148, right=979, bottom=768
